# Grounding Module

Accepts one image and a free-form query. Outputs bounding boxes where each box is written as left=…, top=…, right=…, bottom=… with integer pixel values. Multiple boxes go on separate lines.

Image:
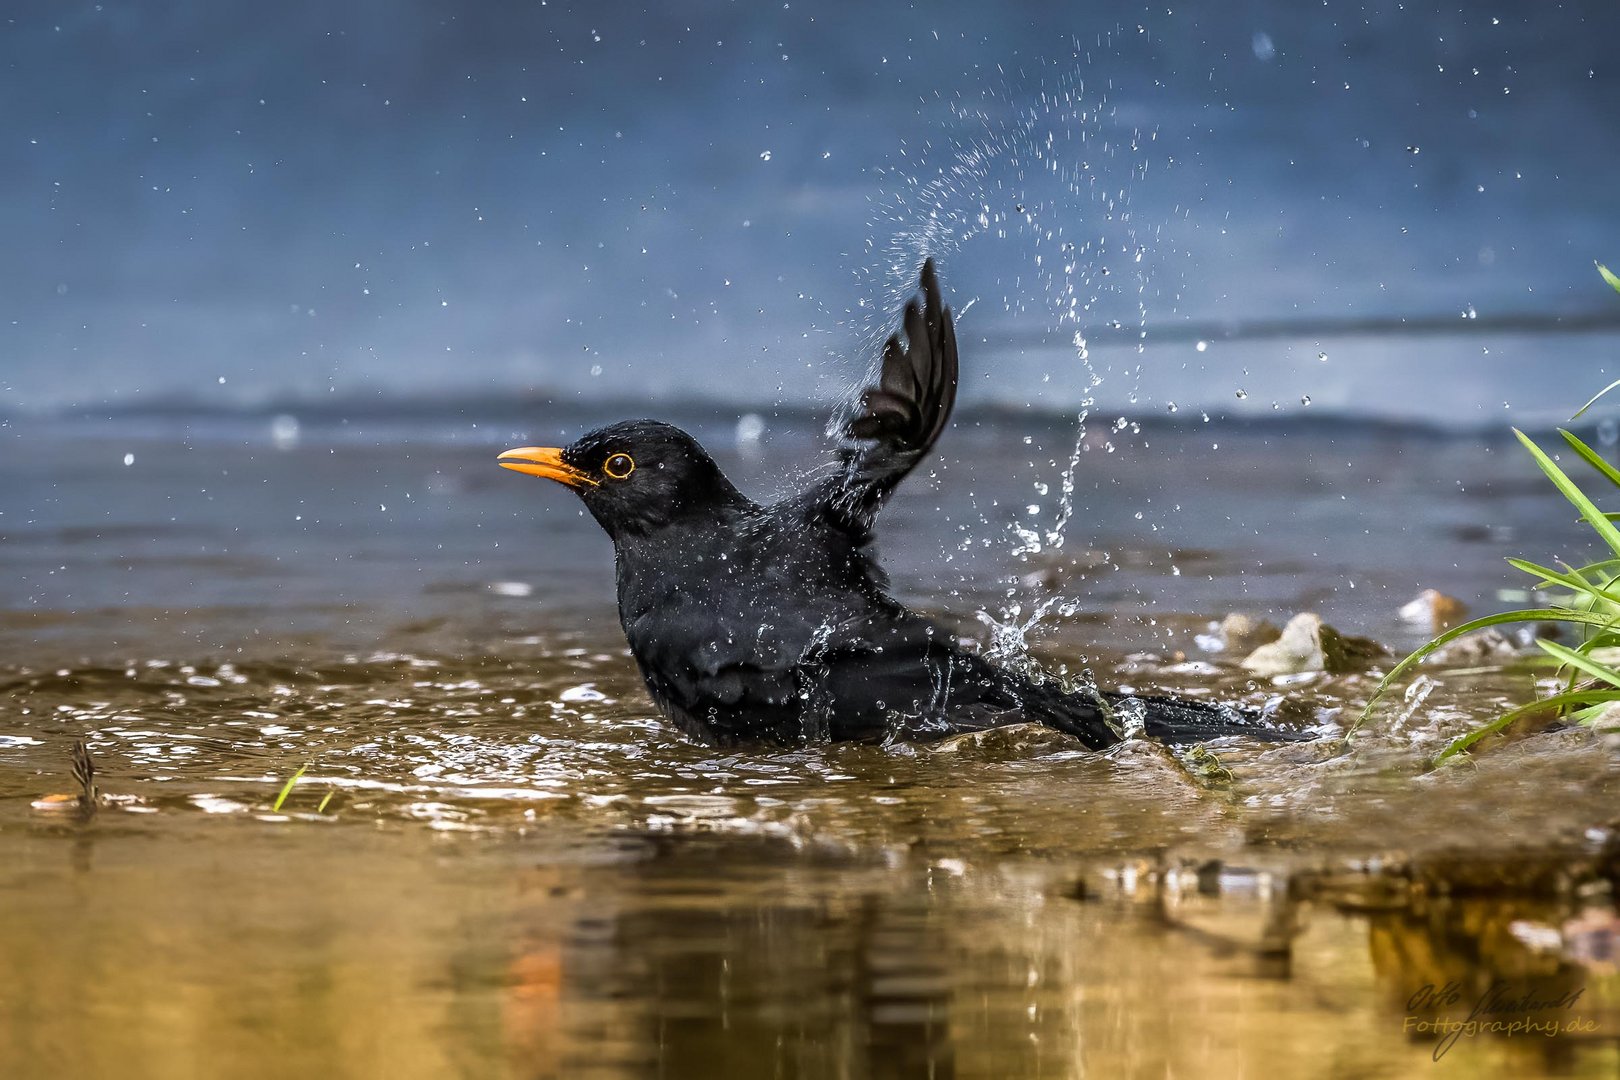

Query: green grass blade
left=1571, top=699, right=1620, bottom=723
left=1559, top=429, right=1620, bottom=488
left=1536, top=637, right=1620, bottom=687
left=272, top=763, right=308, bottom=812
left=1505, top=556, right=1588, bottom=590
left=1514, top=429, right=1620, bottom=557
left=1570, top=380, right=1620, bottom=422
left=317, top=790, right=335, bottom=813
left=1600, top=261, right=1620, bottom=295
left=1505, top=556, right=1567, bottom=582
left=1505, top=557, right=1620, bottom=605
left=1351, top=607, right=1620, bottom=734
left=1432, top=688, right=1619, bottom=764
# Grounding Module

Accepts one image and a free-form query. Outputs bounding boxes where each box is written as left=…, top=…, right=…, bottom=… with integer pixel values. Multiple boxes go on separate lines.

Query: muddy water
left=2, top=410, right=1617, bottom=1078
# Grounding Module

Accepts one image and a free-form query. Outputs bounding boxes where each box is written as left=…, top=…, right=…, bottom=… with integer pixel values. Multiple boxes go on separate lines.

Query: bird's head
left=498, top=419, right=742, bottom=541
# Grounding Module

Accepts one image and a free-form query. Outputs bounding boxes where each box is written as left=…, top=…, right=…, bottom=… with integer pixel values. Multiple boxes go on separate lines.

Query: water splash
left=861, top=37, right=1178, bottom=664
left=976, top=596, right=1083, bottom=665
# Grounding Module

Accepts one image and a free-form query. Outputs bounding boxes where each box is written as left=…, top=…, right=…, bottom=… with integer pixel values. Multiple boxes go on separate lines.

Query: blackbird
left=499, top=260, right=1289, bottom=748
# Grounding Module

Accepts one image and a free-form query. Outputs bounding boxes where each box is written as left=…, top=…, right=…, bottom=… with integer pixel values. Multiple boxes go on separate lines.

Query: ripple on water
left=0, top=644, right=1612, bottom=859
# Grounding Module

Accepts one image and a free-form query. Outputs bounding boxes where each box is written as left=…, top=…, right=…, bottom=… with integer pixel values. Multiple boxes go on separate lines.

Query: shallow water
left=2, top=410, right=1618, bottom=1077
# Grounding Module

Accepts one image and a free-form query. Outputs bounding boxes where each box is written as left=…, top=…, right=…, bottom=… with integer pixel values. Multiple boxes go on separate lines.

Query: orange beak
left=496, top=446, right=599, bottom=488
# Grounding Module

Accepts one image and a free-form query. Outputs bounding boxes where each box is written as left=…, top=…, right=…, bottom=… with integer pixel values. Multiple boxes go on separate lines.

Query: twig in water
left=71, top=739, right=97, bottom=811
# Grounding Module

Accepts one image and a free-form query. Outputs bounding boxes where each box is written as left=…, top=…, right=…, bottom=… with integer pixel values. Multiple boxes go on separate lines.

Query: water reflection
left=4, top=777, right=1620, bottom=1076
left=495, top=839, right=959, bottom=1078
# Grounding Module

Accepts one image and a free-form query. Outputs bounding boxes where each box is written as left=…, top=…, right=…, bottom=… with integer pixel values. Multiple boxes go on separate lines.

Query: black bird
left=499, top=260, right=1283, bottom=748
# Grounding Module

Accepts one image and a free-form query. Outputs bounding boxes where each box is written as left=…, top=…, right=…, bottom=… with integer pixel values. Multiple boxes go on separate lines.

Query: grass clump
left=1360, top=263, right=1620, bottom=762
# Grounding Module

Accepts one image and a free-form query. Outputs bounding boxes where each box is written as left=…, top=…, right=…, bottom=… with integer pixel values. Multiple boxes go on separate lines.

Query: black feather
left=806, top=258, right=961, bottom=540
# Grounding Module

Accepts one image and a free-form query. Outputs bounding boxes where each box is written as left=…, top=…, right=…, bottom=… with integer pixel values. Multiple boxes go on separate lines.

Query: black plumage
left=498, top=260, right=1291, bottom=748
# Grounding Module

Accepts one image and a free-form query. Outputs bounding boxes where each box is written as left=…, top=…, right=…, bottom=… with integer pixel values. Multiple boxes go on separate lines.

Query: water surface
left=2, top=410, right=1617, bottom=1077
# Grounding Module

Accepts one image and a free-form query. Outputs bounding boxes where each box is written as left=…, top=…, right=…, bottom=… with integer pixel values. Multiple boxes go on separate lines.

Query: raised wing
left=809, top=258, right=960, bottom=540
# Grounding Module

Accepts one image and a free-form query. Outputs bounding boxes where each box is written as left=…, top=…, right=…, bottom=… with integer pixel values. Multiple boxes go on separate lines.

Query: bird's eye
left=603, top=453, right=636, bottom=479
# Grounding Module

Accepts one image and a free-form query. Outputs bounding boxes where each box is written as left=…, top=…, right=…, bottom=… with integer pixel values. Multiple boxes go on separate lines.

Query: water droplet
left=122, top=453, right=134, bottom=467
left=759, top=150, right=772, bottom=162
left=1300, top=395, right=1312, bottom=406
left=269, top=414, right=300, bottom=450
left=1166, top=402, right=1178, bottom=413
left=1406, top=146, right=1421, bottom=154
left=1234, top=389, right=1248, bottom=400
left=1194, top=340, right=1208, bottom=352
left=1317, top=351, right=1328, bottom=362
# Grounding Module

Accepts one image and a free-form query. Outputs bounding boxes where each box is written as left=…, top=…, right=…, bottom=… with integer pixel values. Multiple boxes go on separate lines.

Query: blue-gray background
left=4, top=0, right=1618, bottom=423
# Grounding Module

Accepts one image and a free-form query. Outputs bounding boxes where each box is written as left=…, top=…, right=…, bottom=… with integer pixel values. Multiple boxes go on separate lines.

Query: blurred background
left=4, top=0, right=1618, bottom=424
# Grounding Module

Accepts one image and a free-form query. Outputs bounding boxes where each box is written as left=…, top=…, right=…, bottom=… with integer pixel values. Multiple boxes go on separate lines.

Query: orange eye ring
left=603, top=453, right=636, bottom=480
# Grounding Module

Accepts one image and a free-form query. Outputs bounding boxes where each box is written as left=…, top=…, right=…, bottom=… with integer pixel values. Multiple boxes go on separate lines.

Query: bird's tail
left=1008, top=671, right=1304, bottom=748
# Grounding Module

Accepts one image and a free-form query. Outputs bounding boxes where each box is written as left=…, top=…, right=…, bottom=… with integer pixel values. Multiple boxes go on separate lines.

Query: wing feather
left=807, top=258, right=960, bottom=539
